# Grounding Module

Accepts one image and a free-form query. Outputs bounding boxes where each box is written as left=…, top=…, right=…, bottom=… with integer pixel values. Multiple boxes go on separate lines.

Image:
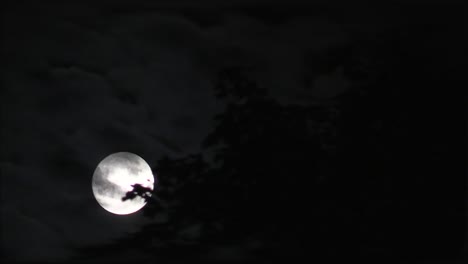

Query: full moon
left=92, top=152, right=155, bottom=215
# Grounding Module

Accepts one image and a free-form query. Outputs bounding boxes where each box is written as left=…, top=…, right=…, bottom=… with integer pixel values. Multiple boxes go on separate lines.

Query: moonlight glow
left=92, top=152, right=155, bottom=215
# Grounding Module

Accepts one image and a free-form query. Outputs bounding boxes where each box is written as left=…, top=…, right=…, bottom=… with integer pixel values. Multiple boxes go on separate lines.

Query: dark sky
left=1, top=0, right=467, bottom=263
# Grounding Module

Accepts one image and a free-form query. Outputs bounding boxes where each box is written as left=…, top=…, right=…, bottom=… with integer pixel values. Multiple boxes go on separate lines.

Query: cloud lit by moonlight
left=92, top=152, right=155, bottom=215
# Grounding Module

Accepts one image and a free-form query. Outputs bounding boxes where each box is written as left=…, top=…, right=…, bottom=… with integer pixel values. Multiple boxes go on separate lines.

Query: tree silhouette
left=75, top=22, right=466, bottom=261
left=75, top=64, right=343, bottom=262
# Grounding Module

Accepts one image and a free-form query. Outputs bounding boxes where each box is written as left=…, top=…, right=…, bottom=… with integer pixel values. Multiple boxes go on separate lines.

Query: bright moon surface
left=92, top=152, right=155, bottom=215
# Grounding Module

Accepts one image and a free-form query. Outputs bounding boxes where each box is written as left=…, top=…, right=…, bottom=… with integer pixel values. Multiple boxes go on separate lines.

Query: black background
left=1, top=0, right=467, bottom=263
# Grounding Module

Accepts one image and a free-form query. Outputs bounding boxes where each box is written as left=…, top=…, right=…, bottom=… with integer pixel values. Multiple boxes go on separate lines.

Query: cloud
left=1, top=4, right=372, bottom=261
left=1, top=7, right=221, bottom=261
left=0, top=206, right=71, bottom=261
left=203, top=14, right=352, bottom=104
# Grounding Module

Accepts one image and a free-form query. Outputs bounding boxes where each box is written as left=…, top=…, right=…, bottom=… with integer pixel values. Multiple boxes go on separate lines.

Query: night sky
left=1, top=0, right=467, bottom=263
